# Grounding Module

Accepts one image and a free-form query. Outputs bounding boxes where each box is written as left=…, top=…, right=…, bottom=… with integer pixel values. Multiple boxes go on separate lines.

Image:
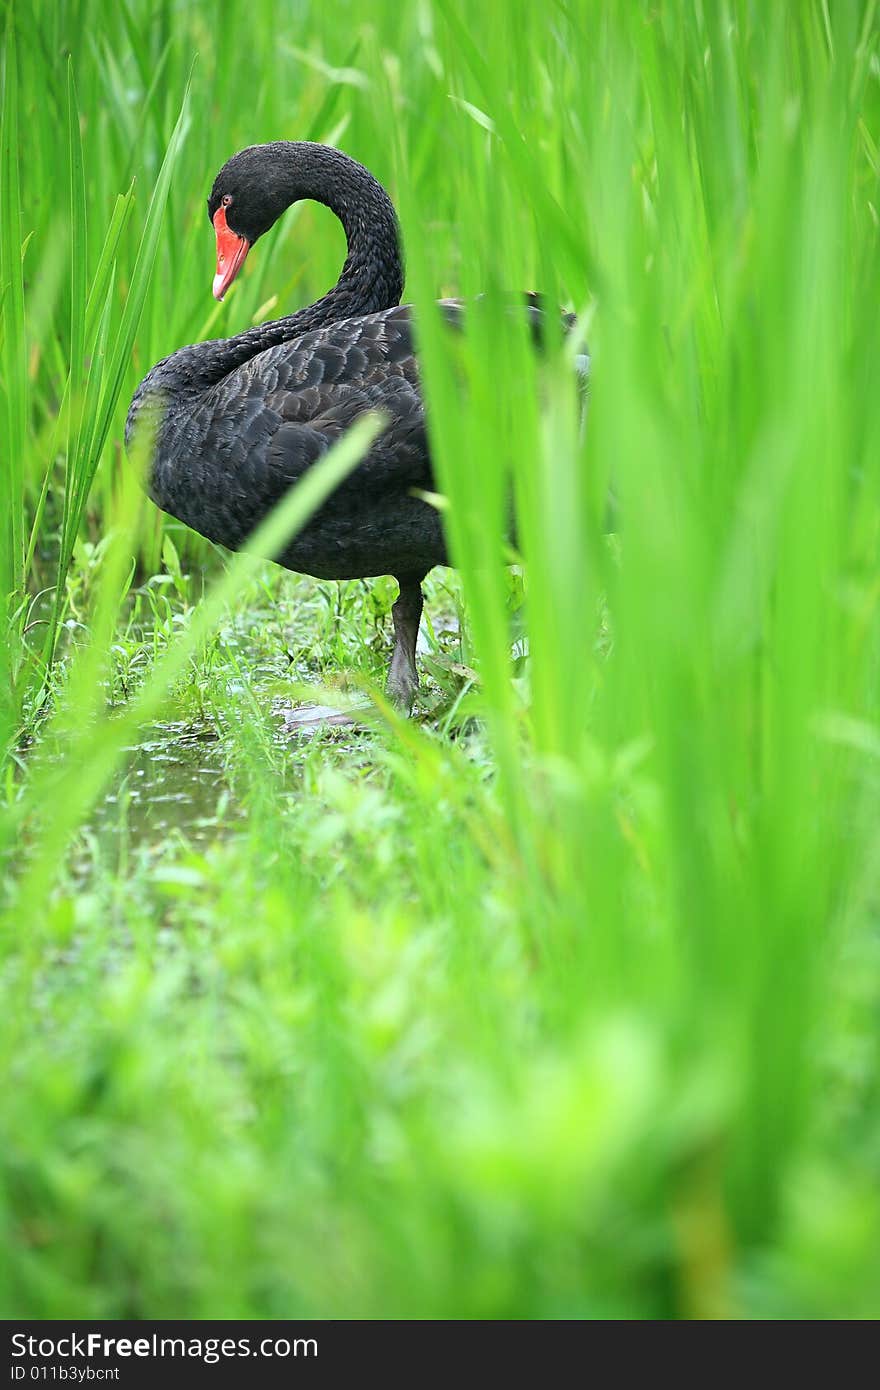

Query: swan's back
left=149, top=303, right=446, bottom=580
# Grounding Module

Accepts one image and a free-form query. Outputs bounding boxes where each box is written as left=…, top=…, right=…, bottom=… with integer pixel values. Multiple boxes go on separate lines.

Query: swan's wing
left=156, top=296, right=580, bottom=576
left=174, top=305, right=442, bottom=576
left=197, top=304, right=427, bottom=502
left=191, top=294, right=577, bottom=514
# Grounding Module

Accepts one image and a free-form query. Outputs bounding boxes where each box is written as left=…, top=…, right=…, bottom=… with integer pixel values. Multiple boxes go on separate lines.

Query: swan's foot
left=387, top=577, right=424, bottom=715
left=386, top=657, right=419, bottom=714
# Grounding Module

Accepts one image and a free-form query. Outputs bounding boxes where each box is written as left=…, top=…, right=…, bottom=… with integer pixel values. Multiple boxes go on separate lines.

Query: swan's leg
left=387, top=576, right=424, bottom=713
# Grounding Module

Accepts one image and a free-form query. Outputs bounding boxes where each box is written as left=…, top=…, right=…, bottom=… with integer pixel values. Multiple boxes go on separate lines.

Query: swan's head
left=207, top=145, right=289, bottom=300
left=207, top=142, right=322, bottom=300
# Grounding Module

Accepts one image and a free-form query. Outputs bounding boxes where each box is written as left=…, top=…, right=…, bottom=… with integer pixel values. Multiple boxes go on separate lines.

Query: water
left=88, top=720, right=234, bottom=853
left=77, top=589, right=465, bottom=861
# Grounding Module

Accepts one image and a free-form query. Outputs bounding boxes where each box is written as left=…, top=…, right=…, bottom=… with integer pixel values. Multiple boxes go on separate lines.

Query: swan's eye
left=221, top=194, right=232, bottom=207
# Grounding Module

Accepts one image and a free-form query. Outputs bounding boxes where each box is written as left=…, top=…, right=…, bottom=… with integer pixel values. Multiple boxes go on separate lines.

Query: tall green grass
left=1, top=0, right=879, bottom=1318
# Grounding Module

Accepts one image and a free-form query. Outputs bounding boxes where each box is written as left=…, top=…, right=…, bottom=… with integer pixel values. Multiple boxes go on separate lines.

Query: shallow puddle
left=87, top=720, right=234, bottom=854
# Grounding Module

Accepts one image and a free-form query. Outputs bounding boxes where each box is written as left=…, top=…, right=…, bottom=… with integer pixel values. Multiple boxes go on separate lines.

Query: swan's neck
left=127, top=145, right=403, bottom=443
left=297, top=142, right=404, bottom=318
left=236, top=141, right=405, bottom=334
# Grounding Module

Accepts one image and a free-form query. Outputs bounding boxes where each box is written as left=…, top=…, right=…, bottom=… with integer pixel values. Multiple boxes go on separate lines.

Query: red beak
left=212, top=205, right=250, bottom=300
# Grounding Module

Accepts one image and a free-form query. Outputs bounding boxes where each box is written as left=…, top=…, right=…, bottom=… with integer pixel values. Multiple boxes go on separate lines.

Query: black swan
left=126, top=141, right=580, bottom=714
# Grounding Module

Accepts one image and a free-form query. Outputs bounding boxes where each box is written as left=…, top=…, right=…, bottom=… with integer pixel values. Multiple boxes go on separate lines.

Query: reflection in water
left=87, top=721, right=234, bottom=857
